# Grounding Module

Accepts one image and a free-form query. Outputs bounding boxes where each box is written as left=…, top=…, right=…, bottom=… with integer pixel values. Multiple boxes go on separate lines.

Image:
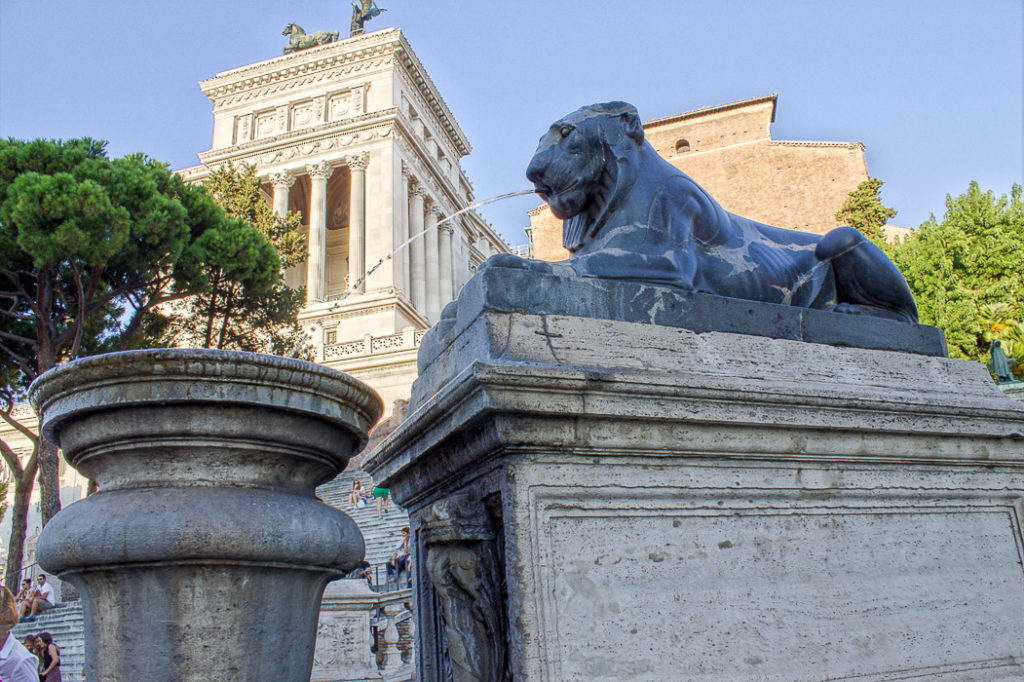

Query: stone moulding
left=30, top=348, right=383, bottom=682
left=367, top=266, right=1024, bottom=680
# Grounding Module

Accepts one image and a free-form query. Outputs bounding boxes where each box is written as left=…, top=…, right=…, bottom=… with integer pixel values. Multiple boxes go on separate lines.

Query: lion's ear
left=619, top=110, right=644, bottom=145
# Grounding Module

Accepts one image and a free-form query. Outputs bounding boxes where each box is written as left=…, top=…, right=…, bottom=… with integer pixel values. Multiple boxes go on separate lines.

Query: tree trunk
left=4, top=472, right=35, bottom=593
left=37, top=434, right=61, bottom=525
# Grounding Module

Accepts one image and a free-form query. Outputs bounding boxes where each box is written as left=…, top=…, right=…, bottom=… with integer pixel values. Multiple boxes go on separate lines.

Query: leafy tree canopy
left=156, top=161, right=307, bottom=354
left=836, top=178, right=897, bottom=247
left=0, top=138, right=283, bottom=536
left=889, top=181, right=1024, bottom=366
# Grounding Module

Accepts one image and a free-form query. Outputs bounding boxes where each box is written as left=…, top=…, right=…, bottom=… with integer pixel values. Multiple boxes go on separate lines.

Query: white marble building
left=179, top=28, right=508, bottom=415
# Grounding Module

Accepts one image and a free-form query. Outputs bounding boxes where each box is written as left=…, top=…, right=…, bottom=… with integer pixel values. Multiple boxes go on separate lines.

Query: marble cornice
left=771, top=140, right=866, bottom=151
left=201, top=30, right=403, bottom=103
left=392, top=35, right=470, bottom=156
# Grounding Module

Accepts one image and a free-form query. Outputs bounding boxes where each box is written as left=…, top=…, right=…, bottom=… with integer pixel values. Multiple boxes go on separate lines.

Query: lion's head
left=526, top=102, right=645, bottom=251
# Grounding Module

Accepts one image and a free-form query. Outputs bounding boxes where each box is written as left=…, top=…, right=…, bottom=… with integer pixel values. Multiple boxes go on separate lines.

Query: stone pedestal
left=367, top=263, right=1024, bottom=681
left=30, top=349, right=383, bottom=682
left=312, top=580, right=383, bottom=682
left=999, top=381, right=1024, bottom=402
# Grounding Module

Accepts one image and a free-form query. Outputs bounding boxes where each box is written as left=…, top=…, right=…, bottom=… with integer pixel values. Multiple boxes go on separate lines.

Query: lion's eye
left=559, top=126, right=573, bottom=139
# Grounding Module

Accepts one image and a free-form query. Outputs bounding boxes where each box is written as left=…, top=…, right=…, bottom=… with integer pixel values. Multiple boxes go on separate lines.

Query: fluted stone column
left=409, top=185, right=427, bottom=316
left=424, top=203, right=441, bottom=324
left=438, top=224, right=454, bottom=307
left=31, top=349, right=383, bottom=682
left=306, top=161, right=332, bottom=302
left=347, top=152, right=368, bottom=293
left=269, top=171, right=294, bottom=218
left=397, top=164, right=411, bottom=296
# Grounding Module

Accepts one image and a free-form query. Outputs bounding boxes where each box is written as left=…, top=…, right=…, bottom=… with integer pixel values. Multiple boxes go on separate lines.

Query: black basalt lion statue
left=518, top=101, right=918, bottom=323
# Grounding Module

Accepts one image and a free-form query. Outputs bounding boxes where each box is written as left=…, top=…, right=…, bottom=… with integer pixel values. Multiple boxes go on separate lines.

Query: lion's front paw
left=479, top=253, right=556, bottom=275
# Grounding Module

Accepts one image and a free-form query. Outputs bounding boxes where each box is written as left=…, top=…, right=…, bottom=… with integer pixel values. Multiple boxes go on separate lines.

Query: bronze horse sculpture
left=282, top=24, right=339, bottom=54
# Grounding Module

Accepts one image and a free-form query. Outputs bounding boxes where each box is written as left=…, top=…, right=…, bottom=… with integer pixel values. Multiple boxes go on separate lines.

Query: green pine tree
left=836, top=178, right=897, bottom=247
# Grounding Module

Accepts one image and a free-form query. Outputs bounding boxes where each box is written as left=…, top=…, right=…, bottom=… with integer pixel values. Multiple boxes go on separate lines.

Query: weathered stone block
left=368, top=268, right=1024, bottom=681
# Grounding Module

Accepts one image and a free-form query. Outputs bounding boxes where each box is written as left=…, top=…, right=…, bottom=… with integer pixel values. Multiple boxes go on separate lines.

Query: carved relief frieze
left=217, top=123, right=391, bottom=169
left=422, top=494, right=510, bottom=682
left=204, top=109, right=396, bottom=166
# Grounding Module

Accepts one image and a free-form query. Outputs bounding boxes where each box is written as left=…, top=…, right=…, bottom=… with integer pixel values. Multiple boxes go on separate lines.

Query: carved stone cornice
left=306, top=161, right=333, bottom=180
left=393, top=43, right=471, bottom=157
left=346, top=151, right=369, bottom=171
left=200, top=30, right=403, bottom=105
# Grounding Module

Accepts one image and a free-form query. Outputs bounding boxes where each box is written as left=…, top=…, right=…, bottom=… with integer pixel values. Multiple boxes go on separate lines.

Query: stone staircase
left=12, top=600, right=84, bottom=682
left=317, top=467, right=412, bottom=578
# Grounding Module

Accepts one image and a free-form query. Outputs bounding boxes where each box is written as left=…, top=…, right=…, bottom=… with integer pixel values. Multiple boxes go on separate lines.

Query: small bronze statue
left=524, top=102, right=919, bottom=323
left=282, top=23, right=340, bottom=54
left=989, top=339, right=1019, bottom=383
left=351, top=0, right=386, bottom=36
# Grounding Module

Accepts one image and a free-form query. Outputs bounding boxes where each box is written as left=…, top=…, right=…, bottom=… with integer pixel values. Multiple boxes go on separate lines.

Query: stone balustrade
left=313, top=580, right=414, bottom=682
left=323, top=329, right=426, bottom=362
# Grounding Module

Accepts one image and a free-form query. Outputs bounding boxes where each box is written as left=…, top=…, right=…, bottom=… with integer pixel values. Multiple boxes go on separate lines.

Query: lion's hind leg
left=815, top=226, right=918, bottom=324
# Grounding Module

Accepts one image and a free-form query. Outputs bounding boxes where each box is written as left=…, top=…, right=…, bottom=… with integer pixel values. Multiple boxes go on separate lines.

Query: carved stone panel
left=422, top=495, right=510, bottom=682
left=234, top=114, right=252, bottom=145
left=254, top=110, right=277, bottom=139
left=329, top=91, right=353, bottom=121
left=292, top=100, right=315, bottom=130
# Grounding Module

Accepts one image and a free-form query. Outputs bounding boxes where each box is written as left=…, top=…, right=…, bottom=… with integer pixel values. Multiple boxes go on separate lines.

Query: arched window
left=675, top=139, right=691, bottom=153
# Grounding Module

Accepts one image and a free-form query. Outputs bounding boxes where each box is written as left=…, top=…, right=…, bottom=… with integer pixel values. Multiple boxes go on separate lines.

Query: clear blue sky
left=2, top=1, right=1021, bottom=245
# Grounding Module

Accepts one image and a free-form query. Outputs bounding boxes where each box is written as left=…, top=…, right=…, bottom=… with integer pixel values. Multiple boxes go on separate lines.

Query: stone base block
left=368, top=270, right=1024, bottom=681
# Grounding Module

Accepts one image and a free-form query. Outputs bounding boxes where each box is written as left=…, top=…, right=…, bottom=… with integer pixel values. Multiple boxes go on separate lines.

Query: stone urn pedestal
left=30, top=349, right=383, bottom=682
left=367, top=262, right=1024, bottom=681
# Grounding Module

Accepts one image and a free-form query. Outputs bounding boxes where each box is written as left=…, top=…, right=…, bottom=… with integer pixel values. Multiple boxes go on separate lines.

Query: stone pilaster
left=269, top=171, right=295, bottom=218
left=424, top=203, right=442, bottom=324
left=409, top=184, right=427, bottom=317
left=306, top=161, right=332, bottom=302
left=438, top=224, right=454, bottom=307
left=347, top=152, right=369, bottom=293
left=397, top=163, right=412, bottom=296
